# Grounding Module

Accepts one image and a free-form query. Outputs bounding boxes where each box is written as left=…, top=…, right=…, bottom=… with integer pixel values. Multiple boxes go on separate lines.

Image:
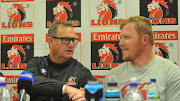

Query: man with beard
left=103, top=16, right=180, bottom=101
left=70, top=16, right=180, bottom=101
left=25, top=21, right=95, bottom=101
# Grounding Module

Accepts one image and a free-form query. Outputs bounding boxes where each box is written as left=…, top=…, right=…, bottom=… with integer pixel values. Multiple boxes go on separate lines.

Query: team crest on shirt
left=41, top=68, right=47, bottom=76
left=66, top=76, right=76, bottom=85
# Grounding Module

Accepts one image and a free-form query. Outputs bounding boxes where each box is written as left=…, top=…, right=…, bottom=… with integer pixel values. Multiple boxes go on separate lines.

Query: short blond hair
left=120, top=16, right=154, bottom=45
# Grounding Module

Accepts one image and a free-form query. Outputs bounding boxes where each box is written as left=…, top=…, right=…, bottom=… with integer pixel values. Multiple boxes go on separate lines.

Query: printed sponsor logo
left=97, top=0, right=117, bottom=19
left=7, top=4, right=26, bottom=22
left=93, top=75, right=105, bottom=84
left=153, top=31, right=179, bottom=64
left=1, top=0, right=34, bottom=29
left=140, top=0, right=178, bottom=25
left=46, top=0, right=81, bottom=27
left=53, top=1, right=73, bottom=21
left=153, top=43, right=169, bottom=58
left=1, top=34, right=34, bottom=70
left=4, top=75, right=19, bottom=84
left=90, top=0, right=125, bottom=26
left=154, top=31, right=178, bottom=40
left=91, top=32, right=124, bottom=70
left=7, top=45, right=26, bottom=64
left=98, top=43, right=119, bottom=63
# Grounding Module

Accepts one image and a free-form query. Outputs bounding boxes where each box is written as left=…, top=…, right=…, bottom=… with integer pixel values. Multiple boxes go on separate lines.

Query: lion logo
left=7, top=4, right=26, bottom=22
left=7, top=45, right=26, bottom=64
left=10, top=86, right=18, bottom=101
left=66, top=76, right=76, bottom=85
left=147, top=0, right=169, bottom=19
left=98, top=43, right=119, bottom=63
left=153, top=42, right=169, bottom=59
left=97, top=0, right=117, bottom=19
left=53, top=1, right=73, bottom=21
left=121, top=82, right=151, bottom=100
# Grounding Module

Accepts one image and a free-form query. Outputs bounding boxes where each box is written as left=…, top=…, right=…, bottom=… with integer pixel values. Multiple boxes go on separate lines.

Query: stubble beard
left=122, top=43, right=143, bottom=62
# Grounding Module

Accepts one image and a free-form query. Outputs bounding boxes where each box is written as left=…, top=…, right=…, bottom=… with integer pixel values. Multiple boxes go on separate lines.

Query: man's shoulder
left=108, top=62, right=128, bottom=73
left=156, top=55, right=177, bottom=67
left=28, top=56, right=48, bottom=64
left=113, top=62, right=128, bottom=69
left=70, top=58, right=80, bottom=65
left=70, top=58, right=89, bottom=70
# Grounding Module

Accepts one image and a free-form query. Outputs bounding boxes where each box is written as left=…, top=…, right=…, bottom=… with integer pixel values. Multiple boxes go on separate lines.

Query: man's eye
left=124, top=36, right=129, bottom=39
left=63, top=38, right=70, bottom=41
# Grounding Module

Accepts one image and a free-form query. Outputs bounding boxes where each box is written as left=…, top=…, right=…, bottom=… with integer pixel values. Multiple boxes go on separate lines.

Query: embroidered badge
left=66, top=76, right=77, bottom=85
left=41, top=68, right=47, bottom=76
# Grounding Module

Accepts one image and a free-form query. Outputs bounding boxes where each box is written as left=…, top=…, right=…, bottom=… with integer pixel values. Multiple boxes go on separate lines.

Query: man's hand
left=66, top=87, right=85, bottom=101
left=64, top=85, right=85, bottom=97
left=69, top=94, right=85, bottom=101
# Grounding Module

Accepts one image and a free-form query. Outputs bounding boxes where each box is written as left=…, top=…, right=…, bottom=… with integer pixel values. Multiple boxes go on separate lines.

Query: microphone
left=17, top=71, right=33, bottom=101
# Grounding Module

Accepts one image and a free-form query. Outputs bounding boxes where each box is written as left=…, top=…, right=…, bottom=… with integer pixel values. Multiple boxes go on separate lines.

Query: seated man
left=104, top=16, right=180, bottom=101
left=25, top=21, right=95, bottom=101
left=70, top=16, right=180, bottom=101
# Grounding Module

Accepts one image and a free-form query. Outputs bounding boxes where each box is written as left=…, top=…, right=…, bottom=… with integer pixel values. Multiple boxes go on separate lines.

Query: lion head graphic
left=153, top=42, right=169, bottom=59
left=7, top=4, right=26, bottom=22
left=147, top=0, right=169, bottom=19
left=97, top=0, right=117, bottom=19
left=53, top=1, right=73, bottom=21
left=7, top=45, right=26, bottom=64
left=66, top=76, right=76, bottom=85
left=98, top=43, right=119, bottom=63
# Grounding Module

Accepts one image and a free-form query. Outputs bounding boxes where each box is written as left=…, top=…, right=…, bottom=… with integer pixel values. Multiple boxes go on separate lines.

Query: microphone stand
left=17, top=89, right=26, bottom=101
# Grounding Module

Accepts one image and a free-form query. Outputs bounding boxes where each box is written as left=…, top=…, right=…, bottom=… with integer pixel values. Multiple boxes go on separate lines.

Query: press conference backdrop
left=0, top=0, right=179, bottom=100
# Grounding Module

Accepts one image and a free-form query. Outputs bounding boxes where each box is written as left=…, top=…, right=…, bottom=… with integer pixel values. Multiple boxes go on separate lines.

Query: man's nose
left=68, top=40, right=74, bottom=47
left=119, top=39, right=124, bottom=46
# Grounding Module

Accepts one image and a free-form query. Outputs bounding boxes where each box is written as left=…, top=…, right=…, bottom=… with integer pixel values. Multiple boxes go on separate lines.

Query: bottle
left=0, top=77, right=12, bottom=101
left=84, top=80, right=104, bottom=101
left=124, top=78, right=144, bottom=101
left=0, top=77, right=6, bottom=101
left=147, top=79, right=160, bottom=101
left=105, top=75, right=120, bottom=101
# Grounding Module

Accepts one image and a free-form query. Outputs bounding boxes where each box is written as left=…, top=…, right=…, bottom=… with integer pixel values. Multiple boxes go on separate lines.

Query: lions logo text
left=91, top=0, right=124, bottom=26
left=1, top=3, right=33, bottom=28
left=1, top=45, right=27, bottom=70
left=53, top=1, right=73, bottom=21
left=143, top=0, right=177, bottom=25
left=92, top=43, right=120, bottom=69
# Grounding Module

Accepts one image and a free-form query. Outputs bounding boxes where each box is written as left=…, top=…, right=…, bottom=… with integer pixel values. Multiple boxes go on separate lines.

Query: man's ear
left=48, top=37, right=53, bottom=47
left=143, top=34, right=150, bottom=45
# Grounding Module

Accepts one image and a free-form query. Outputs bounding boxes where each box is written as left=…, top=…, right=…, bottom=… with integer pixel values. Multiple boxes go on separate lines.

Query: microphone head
left=17, top=71, right=33, bottom=94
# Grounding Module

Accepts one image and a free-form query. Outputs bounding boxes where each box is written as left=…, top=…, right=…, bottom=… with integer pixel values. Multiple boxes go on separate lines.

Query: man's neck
left=130, top=47, right=156, bottom=68
left=49, top=54, right=70, bottom=64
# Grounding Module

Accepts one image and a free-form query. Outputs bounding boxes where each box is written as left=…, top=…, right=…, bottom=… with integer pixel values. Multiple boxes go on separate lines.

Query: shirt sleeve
left=166, top=63, right=180, bottom=101
left=25, top=57, right=64, bottom=97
